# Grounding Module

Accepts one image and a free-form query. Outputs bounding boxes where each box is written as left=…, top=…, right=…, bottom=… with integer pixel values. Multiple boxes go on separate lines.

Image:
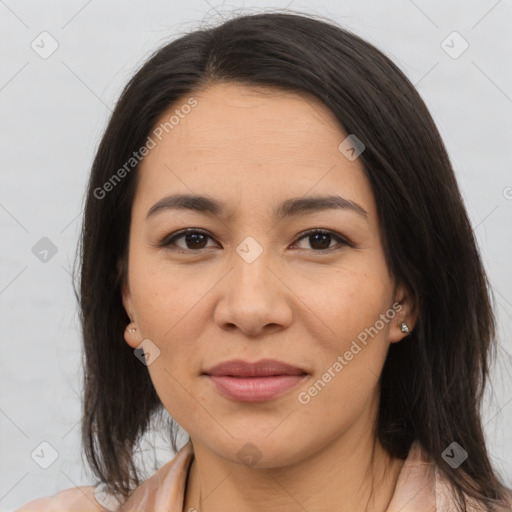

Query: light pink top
left=15, top=441, right=512, bottom=511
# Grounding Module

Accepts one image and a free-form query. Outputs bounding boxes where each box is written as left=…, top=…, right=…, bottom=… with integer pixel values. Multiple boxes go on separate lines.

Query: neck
left=183, top=422, right=404, bottom=512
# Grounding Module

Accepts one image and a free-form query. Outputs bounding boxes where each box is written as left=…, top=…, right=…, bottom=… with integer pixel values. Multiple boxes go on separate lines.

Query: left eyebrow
left=146, top=193, right=369, bottom=222
left=275, top=195, right=369, bottom=222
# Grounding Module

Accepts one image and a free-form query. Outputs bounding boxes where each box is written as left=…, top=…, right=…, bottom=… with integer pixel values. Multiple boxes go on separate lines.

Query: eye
left=158, top=228, right=218, bottom=252
left=158, top=228, right=352, bottom=253
left=292, top=229, right=353, bottom=252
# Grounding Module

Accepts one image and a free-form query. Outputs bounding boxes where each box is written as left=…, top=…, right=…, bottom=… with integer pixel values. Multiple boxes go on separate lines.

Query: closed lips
left=203, top=359, right=308, bottom=377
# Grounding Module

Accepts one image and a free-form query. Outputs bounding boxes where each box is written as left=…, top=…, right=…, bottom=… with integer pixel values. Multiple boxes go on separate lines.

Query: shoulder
left=16, top=441, right=195, bottom=512
left=119, top=440, right=194, bottom=510
left=434, top=455, right=512, bottom=512
left=389, top=441, right=512, bottom=511
left=15, top=485, right=110, bottom=512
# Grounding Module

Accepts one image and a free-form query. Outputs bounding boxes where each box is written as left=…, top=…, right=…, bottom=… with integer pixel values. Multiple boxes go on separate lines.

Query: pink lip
left=203, top=359, right=308, bottom=402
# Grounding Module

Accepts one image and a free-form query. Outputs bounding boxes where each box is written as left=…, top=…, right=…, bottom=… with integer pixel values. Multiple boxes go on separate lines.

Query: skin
left=122, top=82, right=418, bottom=512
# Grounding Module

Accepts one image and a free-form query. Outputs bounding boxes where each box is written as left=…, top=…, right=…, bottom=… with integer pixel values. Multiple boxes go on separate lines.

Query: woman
left=17, top=10, right=512, bottom=512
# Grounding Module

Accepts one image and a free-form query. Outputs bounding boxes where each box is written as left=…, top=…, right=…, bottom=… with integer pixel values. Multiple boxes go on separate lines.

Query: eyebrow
left=146, top=193, right=369, bottom=222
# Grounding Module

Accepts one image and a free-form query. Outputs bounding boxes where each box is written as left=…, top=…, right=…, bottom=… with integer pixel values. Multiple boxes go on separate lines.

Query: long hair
left=74, top=10, right=510, bottom=509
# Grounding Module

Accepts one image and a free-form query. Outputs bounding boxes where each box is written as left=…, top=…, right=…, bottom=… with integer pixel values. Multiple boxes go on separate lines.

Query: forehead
left=153, top=82, right=345, bottom=155
left=135, top=82, right=377, bottom=224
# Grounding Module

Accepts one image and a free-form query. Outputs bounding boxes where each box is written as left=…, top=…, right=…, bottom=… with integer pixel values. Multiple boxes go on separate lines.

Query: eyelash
left=158, top=228, right=353, bottom=253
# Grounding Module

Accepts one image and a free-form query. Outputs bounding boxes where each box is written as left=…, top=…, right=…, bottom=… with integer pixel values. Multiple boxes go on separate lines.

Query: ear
left=388, top=282, right=418, bottom=344
left=121, top=274, right=140, bottom=349
left=118, top=257, right=133, bottom=319
left=121, top=279, right=134, bottom=323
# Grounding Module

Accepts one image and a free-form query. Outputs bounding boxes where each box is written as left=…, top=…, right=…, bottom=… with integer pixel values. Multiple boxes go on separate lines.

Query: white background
left=1, top=0, right=511, bottom=509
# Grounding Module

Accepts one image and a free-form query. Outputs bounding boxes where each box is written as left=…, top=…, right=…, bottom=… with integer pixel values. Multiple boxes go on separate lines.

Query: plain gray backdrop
left=1, top=0, right=511, bottom=509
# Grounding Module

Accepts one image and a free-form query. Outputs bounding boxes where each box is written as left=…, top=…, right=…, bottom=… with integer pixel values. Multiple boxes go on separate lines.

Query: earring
left=126, top=322, right=144, bottom=343
left=126, top=323, right=137, bottom=335
left=401, top=322, right=410, bottom=334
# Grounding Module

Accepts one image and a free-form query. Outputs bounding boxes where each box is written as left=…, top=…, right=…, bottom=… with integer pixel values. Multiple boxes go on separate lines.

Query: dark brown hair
left=75, top=10, right=511, bottom=510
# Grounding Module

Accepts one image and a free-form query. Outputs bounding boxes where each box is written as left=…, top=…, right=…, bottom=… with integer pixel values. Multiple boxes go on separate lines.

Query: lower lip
left=207, top=374, right=307, bottom=402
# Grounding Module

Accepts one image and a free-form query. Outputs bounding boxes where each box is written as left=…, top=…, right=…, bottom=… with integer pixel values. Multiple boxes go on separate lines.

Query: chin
left=201, top=431, right=317, bottom=469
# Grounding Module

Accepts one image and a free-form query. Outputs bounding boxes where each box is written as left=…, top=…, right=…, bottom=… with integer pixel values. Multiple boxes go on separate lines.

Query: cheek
left=293, top=280, right=392, bottom=433
left=127, top=266, right=210, bottom=415
left=129, top=256, right=210, bottom=343
left=296, top=276, right=392, bottom=422
left=129, top=266, right=208, bottom=421
left=310, top=265, right=392, bottom=348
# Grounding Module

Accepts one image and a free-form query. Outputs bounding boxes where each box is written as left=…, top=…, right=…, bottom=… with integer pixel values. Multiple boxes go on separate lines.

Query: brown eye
left=159, top=228, right=352, bottom=254
left=159, top=229, right=216, bottom=251
left=293, top=229, right=352, bottom=252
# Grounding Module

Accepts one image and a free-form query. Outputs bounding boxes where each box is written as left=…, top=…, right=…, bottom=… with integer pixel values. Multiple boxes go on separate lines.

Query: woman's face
left=122, top=82, right=415, bottom=467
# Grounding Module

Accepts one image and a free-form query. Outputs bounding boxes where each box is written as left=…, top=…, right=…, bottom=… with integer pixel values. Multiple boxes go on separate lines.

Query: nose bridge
left=231, top=236, right=274, bottom=300
left=213, top=235, right=292, bottom=335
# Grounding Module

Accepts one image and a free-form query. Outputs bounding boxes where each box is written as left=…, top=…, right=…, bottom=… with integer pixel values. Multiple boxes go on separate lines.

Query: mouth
left=202, top=359, right=309, bottom=402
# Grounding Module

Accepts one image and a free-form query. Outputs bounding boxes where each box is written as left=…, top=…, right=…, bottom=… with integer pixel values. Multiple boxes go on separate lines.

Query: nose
left=213, top=249, right=293, bottom=337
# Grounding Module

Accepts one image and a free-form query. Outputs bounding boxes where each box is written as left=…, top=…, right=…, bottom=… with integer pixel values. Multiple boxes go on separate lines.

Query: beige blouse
left=15, top=441, right=512, bottom=511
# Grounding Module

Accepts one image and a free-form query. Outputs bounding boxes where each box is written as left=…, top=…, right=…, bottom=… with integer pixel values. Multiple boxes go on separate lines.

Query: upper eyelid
left=159, top=228, right=352, bottom=249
